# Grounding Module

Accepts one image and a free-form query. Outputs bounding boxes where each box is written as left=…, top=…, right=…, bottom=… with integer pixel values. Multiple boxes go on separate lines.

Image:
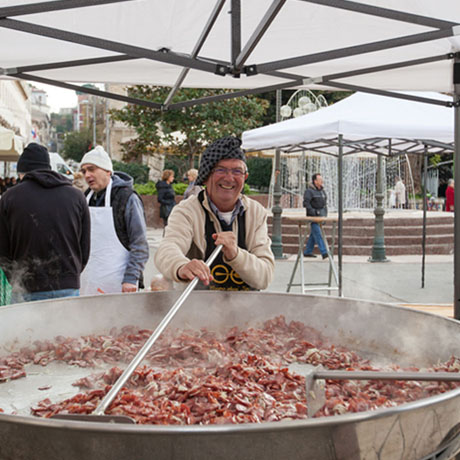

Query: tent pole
left=231, top=0, right=241, bottom=67
left=163, top=0, right=227, bottom=109
left=271, top=89, right=284, bottom=258
left=454, top=56, right=460, bottom=320
left=338, top=135, right=343, bottom=297
left=421, top=146, right=428, bottom=289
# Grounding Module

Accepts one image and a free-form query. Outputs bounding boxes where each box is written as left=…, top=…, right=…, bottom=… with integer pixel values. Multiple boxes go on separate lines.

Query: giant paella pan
left=1, top=291, right=460, bottom=460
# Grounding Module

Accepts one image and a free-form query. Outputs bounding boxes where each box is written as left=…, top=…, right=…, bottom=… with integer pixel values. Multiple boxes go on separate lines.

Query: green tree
left=112, top=160, right=149, bottom=184
left=51, top=112, right=73, bottom=134
left=246, top=157, right=272, bottom=190
left=62, top=129, right=93, bottom=162
left=110, top=86, right=269, bottom=170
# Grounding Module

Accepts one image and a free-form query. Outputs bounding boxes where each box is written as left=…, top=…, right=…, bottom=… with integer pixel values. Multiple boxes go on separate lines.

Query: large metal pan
left=1, top=291, right=460, bottom=460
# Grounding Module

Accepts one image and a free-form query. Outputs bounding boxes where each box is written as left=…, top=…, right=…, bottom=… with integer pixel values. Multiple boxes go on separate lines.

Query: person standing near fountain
left=394, top=176, right=406, bottom=209
left=303, top=173, right=328, bottom=259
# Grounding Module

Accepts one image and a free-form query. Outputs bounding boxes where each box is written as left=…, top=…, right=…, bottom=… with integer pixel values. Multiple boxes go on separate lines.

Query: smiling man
left=154, top=136, right=274, bottom=291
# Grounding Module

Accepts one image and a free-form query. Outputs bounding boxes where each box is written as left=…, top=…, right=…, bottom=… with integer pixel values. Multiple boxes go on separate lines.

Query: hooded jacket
left=0, top=170, right=91, bottom=293
left=86, top=172, right=149, bottom=285
left=303, top=183, right=328, bottom=217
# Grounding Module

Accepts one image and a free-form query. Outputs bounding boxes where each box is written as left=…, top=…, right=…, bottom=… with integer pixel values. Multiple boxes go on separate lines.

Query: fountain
left=269, top=151, right=416, bottom=211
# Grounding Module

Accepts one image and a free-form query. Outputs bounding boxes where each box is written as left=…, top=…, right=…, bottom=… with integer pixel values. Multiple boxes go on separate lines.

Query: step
left=267, top=215, right=454, bottom=227
left=278, top=243, right=454, bottom=256
left=277, top=233, right=453, bottom=245
left=267, top=212, right=454, bottom=256
left=269, top=224, right=454, bottom=238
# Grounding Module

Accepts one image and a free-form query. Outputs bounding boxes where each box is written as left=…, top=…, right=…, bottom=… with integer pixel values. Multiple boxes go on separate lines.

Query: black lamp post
left=271, top=90, right=284, bottom=259
left=369, top=149, right=389, bottom=263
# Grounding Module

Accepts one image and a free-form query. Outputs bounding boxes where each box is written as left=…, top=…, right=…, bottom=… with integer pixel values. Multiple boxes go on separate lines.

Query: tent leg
left=338, top=135, right=343, bottom=297
left=421, top=146, right=428, bottom=288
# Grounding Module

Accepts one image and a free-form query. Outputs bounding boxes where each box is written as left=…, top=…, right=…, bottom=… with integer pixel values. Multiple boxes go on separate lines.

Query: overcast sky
left=33, top=82, right=78, bottom=113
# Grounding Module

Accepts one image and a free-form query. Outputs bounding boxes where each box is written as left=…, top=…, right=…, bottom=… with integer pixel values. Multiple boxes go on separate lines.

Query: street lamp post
left=369, top=150, right=389, bottom=263
left=270, top=90, right=328, bottom=258
left=271, top=90, right=284, bottom=258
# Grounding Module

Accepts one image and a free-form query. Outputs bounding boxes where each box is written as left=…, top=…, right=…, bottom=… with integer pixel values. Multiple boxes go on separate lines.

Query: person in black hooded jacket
left=156, top=169, right=176, bottom=226
left=0, top=143, right=91, bottom=303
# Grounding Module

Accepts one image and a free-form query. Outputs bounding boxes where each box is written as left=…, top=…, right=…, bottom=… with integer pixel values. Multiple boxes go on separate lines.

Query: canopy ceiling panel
left=0, top=0, right=460, bottom=95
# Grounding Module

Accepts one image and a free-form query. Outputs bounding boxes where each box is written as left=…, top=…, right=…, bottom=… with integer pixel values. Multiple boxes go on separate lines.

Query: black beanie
left=196, top=136, right=246, bottom=185
left=17, top=143, right=51, bottom=173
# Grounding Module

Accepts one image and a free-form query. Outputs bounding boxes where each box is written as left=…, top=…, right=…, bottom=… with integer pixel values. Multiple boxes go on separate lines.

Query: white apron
left=80, top=179, right=130, bottom=295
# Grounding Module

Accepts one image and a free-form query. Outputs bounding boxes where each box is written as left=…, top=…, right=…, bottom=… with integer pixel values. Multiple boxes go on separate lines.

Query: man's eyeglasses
left=212, top=167, right=247, bottom=177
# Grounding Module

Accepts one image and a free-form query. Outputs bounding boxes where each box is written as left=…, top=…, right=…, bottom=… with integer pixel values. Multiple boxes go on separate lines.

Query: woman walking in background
left=157, top=169, right=176, bottom=227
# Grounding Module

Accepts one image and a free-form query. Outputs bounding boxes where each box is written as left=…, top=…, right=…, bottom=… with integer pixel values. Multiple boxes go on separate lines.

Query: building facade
left=0, top=80, right=31, bottom=142
left=30, top=87, right=51, bottom=147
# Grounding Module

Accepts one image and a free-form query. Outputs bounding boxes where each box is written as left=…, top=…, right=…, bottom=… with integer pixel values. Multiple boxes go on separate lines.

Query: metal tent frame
left=0, top=0, right=459, bottom=316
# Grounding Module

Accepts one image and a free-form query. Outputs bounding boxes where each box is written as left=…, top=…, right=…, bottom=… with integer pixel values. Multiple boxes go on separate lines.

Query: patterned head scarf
left=196, top=136, right=246, bottom=185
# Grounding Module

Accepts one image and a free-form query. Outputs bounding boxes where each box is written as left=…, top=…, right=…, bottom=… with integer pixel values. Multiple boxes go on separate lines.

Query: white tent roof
left=1, top=1, right=460, bottom=98
left=242, top=91, right=454, bottom=152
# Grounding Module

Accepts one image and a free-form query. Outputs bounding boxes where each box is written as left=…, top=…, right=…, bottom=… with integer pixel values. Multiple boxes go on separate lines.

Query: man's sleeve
left=303, top=189, right=316, bottom=216
left=80, top=197, right=91, bottom=270
left=226, top=202, right=275, bottom=290
left=154, top=202, right=197, bottom=282
left=123, top=194, right=149, bottom=285
left=0, top=201, right=11, bottom=278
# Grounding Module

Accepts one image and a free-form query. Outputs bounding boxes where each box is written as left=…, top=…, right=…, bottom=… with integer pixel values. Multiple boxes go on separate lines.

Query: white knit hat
left=80, top=145, right=113, bottom=173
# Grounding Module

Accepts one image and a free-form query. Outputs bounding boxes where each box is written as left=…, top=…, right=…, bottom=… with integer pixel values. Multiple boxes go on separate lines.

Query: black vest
left=198, top=191, right=255, bottom=291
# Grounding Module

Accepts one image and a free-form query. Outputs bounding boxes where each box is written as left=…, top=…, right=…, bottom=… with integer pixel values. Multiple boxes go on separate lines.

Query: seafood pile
left=1, top=316, right=460, bottom=424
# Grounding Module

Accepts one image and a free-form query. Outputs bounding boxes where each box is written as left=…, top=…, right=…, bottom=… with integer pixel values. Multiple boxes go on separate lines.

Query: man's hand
left=122, top=282, right=137, bottom=293
left=212, top=231, right=238, bottom=261
left=178, top=260, right=213, bottom=285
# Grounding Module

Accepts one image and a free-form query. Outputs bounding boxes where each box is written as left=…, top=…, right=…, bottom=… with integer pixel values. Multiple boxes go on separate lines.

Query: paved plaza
left=144, top=226, right=454, bottom=316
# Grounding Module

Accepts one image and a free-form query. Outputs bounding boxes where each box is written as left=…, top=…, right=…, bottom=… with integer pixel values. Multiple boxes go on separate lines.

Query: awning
left=0, top=127, right=23, bottom=161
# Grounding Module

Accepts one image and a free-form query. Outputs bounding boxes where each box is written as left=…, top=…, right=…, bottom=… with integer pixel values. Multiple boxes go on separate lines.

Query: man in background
left=79, top=145, right=149, bottom=295
left=303, top=173, right=328, bottom=259
left=0, top=143, right=90, bottom=303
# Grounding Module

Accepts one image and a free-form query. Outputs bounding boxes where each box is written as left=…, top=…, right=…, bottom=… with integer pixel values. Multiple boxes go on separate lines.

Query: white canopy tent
left=242, top=91, right=455, bottom=293
left=0, top=126, right=23, bottom=161
left=0, top=0, right=460, bottom=314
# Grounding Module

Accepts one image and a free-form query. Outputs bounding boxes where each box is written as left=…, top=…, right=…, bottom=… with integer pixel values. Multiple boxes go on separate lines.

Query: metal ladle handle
left=94, top=244, right=223, bottom=416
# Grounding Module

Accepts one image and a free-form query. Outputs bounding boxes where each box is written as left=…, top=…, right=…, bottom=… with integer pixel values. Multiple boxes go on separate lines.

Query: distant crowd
left=0, top=177, right=18, bottom=195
